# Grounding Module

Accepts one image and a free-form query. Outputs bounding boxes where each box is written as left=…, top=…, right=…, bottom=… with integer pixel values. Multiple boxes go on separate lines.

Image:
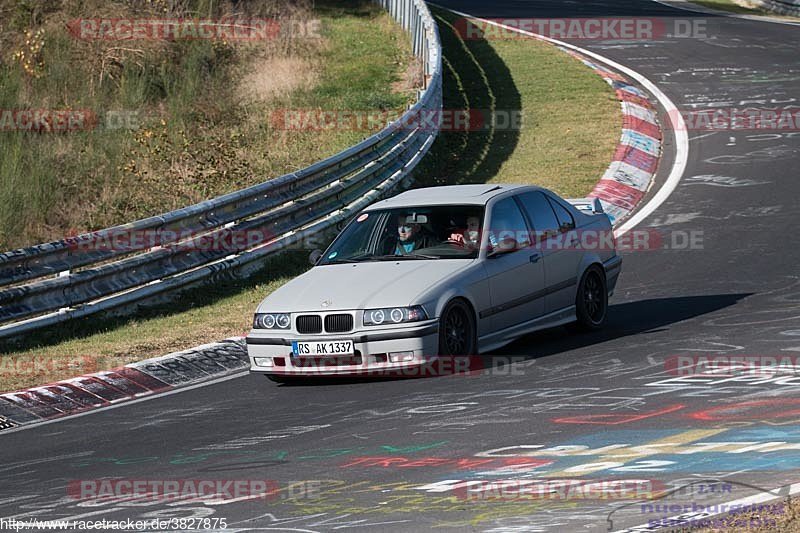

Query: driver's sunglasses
left=397, top=224, right=412, bottom=232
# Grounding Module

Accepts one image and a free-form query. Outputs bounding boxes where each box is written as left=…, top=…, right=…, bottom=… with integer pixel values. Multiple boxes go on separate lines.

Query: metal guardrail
left=754, top=0, right=800, bottom=15
left=0, top=0, right=442, bottom=339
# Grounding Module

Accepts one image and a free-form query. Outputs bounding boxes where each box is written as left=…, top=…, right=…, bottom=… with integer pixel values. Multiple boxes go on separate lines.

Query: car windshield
left=319, top=205, right=485, bottom=264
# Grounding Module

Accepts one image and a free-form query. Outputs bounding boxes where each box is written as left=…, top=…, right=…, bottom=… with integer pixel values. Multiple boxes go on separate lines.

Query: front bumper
left=246, top=321, right=440, bottom=376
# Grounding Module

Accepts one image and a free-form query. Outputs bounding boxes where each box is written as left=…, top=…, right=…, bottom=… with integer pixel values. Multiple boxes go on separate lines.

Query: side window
left=328, top=212, right=377, bottom=259
left=487, top=197, right=531, bottom=252
left=547, top=196, right=576, bottom=232
left=518, top=191, right=559, bottom=243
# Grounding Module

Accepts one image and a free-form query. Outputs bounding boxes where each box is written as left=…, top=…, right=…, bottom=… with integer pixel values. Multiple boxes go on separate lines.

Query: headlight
left=254, top=313, right=291, bottom=330
left=276, top=313, right=290, bottom=328
left=363, top=306, right=427, bottom=326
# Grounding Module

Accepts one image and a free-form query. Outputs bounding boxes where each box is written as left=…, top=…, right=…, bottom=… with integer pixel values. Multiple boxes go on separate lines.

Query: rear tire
left=575, top=266, right=608, bottom=331
left=438, top=299, right=477, bottom=356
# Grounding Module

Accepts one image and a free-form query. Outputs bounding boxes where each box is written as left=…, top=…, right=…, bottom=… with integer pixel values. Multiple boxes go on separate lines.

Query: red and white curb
left=559, top=49, right=662, bottom=226
left=0, top=338, right=247, bottom=432
left=435, top=4, right=689, bottom=239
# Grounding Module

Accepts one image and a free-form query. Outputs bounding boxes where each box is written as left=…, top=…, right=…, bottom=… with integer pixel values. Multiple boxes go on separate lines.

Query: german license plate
left=292, top=340, right=354, bottom=357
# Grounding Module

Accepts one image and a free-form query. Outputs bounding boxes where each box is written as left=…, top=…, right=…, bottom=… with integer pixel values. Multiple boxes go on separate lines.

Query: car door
left=517, top=191, right=582, bottom=314
left=481, top=196, right=545, bottom=333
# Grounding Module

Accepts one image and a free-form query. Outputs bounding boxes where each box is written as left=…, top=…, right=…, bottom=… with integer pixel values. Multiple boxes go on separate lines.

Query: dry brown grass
left=239, top=56, right=319, bottom=103
left=0, top=0, right=330, bottom=249
left=393, top=55, right=424, bottom=94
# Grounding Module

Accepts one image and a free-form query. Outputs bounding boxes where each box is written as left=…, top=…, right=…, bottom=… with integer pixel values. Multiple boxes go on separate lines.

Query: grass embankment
left=0, top=0, right=415, bottom=250
left=0, top=6, right=620, bottom=392
left=414, top=8, right=618, bottom=196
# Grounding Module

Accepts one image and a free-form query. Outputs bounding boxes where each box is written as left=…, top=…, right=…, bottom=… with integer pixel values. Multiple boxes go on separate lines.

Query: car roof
left=366, top=184, right=544, bottom=209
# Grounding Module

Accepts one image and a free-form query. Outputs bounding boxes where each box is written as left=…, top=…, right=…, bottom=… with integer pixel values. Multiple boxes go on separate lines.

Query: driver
left=448, top=216, right=482, bottom=250
left=395, top=214, right=436, bottom=255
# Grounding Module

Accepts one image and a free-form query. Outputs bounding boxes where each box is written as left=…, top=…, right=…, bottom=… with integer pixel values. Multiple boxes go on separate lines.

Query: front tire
left=438, top=299, right=477, bottom=356
left=575, top=266, right=608, bottom=331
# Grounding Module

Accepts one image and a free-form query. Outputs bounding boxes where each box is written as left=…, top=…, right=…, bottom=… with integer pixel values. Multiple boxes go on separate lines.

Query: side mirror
left=501, top=236, right=519, bottom=250
left=487, top=237, right=518, bottom=258
left=309, top=249, right=323, bottom=266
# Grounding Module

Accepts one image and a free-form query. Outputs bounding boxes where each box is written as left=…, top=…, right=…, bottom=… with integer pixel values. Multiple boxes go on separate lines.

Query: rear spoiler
left=566, top=197, right=604, bottom=215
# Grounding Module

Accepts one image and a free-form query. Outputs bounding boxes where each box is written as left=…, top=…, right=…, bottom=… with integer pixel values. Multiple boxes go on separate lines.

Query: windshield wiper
left=323, top=253, right=373, bottom=264
left=372, top=253, right=439, bottom=261
left=326, top=253, right=439, bottom=264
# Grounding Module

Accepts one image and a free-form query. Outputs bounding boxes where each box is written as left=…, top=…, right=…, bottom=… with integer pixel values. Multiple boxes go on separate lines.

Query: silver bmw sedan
left=247, top=184, right=621, bottom=381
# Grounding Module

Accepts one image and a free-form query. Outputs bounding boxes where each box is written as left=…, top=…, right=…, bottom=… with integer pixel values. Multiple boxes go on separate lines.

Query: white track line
left=650, top=0, right=800, bottom=26
left=431, top=5, right=690, bottom=237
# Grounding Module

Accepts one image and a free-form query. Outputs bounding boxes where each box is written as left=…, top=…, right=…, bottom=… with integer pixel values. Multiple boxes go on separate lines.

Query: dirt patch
left=239, top=56, right=319, bottom=103
left=393, top=55, right=425, bottom=95
left=732, top=0, right=766, bottom=8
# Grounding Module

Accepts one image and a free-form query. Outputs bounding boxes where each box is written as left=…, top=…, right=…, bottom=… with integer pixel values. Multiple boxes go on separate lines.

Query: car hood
left=259, top=260, right=469, bottom=312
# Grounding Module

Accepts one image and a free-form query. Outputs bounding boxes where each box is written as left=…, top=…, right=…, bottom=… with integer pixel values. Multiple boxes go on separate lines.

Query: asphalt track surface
left=2, top=1, right=800, bottom=532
